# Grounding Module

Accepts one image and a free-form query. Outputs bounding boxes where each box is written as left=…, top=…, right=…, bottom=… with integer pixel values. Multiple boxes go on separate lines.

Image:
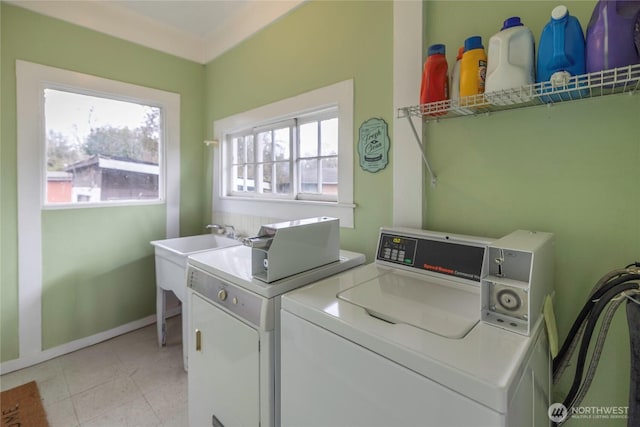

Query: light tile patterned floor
left=0, top=316, right=187, bottom=427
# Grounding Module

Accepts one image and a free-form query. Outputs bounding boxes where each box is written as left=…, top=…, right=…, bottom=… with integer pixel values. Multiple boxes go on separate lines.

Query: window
left=16, top=61, right=180, bottom=218
left=44, top=89, right=162, bottom=205
left=213, top=80, right=354, bottom=227
left=229, top=120, right=291, bottom=197
left=228, top=109, right=338, bottom=201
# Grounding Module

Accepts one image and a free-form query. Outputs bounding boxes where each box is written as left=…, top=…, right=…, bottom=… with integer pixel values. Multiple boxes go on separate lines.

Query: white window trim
left=15, top=60, right=180, bottom=361
left=393, top=0, right=423, bottom=227
left=40, top=80, right=172, bottom=209
left=213, top=79, right=355, bottom=227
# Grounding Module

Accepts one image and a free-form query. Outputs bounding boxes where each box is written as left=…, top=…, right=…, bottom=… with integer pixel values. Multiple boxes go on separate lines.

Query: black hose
left=628, top=297, right=640, bottom=426
left=554, top=274, right=640, bottom=375
left=592, top=275, right=640, bottom=300
left=553, top=271, right=627, bottom=380
left=562, top=281, right=640, bottom=409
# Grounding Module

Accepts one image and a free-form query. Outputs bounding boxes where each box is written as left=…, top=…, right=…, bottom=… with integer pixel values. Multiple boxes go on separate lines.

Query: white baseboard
left=0, top=307, right=182, bottom=375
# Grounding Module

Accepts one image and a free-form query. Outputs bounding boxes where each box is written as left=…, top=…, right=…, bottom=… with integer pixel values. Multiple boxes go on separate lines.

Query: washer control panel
left=376, top=231, right=487, bottom=283
left=377, top=234, right=418, bottom=265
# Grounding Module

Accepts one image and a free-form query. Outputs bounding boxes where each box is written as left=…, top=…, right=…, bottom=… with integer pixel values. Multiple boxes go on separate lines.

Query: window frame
left=212, top=80, right=355, bottom=228
left=16, top=60, right=181, bottom=229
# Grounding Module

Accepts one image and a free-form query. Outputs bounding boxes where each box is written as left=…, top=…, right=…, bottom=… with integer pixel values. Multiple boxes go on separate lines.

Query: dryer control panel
left=186, top=265, right=269, bottom=330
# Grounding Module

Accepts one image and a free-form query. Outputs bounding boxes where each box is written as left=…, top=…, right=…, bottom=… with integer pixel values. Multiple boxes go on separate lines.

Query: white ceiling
left=111, top=0, right=255, bottom=39
left=9, top=0, right=305, bottom=63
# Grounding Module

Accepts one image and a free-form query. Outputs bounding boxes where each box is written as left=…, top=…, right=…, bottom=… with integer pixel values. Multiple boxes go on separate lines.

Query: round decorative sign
left=358, top=117, right=390, bottom=173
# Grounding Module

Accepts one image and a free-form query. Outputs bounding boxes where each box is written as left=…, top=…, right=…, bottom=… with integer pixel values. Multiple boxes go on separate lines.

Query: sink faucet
left=206, top=223, right=237, bottom=239
left=206, top=224, right=225, bottom=234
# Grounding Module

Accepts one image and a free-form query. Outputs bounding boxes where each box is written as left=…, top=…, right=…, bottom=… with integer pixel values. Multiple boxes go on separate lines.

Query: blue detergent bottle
left=537, top=5, right=586, bottom=102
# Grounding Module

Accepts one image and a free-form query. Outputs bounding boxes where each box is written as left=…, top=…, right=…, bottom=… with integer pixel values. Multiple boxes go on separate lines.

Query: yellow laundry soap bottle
left=459, top=36, right=487, bottom=102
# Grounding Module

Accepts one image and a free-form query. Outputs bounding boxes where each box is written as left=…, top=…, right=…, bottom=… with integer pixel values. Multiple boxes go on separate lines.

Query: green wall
left=0, top=3, right=206, bottom=360
left=204, top=0, right=394, bottom=259
left=425, top=2, right=639, bottom=425
left=2, top=1, right=637, bottom=424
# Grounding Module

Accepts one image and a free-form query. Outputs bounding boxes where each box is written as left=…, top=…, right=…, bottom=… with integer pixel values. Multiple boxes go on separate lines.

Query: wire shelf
left=398, top=64, right=640, bottom=121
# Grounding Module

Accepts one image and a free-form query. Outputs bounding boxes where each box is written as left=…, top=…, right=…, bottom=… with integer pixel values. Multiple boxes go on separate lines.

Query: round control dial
left=496, top=289, right=521, bottom=311
left=217, top=289, right=228, bottom=301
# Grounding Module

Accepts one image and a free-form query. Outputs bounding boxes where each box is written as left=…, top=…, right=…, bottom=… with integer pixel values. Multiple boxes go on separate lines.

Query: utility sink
left=151, top=234, right=241, bottom=370
left=152, top=233, right=240, bottom=262
left=151, top=233, right=241, bottom=300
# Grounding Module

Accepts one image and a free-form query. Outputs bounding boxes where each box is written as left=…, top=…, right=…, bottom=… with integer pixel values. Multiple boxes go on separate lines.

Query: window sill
left=42, top=199, right=165, bottom=210
left=215, top=196, right=355, bottom=228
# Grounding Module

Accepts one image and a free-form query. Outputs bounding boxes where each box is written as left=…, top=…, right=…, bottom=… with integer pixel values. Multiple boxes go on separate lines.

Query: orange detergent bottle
left=459, top=36, right=487, bottom=101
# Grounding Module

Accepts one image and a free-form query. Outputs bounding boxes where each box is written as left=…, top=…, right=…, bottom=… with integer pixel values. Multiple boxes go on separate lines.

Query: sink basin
left=150, top=233, right=242, bottom=371
left=151, top=234, right=241, bottom=291
left=151, top=233, right=240, bottom=257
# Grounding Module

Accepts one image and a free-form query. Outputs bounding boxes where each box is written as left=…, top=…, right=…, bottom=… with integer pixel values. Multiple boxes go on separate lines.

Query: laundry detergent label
left=478, top=59, right=487, bottom=90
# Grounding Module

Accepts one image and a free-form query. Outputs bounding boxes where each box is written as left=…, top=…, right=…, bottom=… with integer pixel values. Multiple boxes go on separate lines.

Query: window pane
left=274, top=127, right=290, bottom=160
left=261, top=163, right=273, bottom=193
left=246, top=134, right=254, bottom=163
left=275, top=161, right=291, bottom=194
left=247, top=163, right=254, bottom=181
left=233, top=137, right=245, bottom=164
left=257, top=131, right=272, bottom=162
left=299, top=122, right=318, bottom=157
left=44, top=89, right=161, bottom=204
left=321, top=118, right=338, bottom=156
left=321, top=157, right=338, bottom=195
left=300, top=158, right=319, bottom=193
left=234, top=165, right=245, bottom=191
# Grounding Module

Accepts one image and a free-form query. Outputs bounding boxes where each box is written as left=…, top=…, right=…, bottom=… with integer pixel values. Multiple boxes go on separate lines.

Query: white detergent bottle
left=485, top=16, right=535, bottom=105
left=449, top=46, right=464, bottom=102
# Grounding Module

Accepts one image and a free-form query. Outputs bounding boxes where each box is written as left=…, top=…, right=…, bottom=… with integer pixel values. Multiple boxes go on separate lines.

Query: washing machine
left=280, top=227, right=553, bottom=427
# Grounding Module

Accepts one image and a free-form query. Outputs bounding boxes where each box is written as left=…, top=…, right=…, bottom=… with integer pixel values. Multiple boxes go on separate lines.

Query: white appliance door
left=281, top=310, right=504, bottom=427
left=189, top=293, right=260, bottom=427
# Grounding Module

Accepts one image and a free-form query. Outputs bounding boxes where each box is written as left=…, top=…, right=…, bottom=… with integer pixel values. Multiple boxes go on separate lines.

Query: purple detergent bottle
left=586, top=0, right=640, bottom=73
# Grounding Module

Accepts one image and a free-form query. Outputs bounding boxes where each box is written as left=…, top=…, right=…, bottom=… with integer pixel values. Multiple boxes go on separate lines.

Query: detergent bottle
left=586, top=0, right=640, bottom=73
left=537, top=5, right=586, bottom=101
left=485, top=17, right=535, bottom=104
left=449, top=46, right=464, bottom=102
left=419, top=44, right=449, bottom=115
left=459, top=36, right=487, bottom=101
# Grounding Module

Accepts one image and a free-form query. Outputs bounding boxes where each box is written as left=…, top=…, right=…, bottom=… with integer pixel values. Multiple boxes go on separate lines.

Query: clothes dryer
left=187, top=243, right=365, bottom=427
